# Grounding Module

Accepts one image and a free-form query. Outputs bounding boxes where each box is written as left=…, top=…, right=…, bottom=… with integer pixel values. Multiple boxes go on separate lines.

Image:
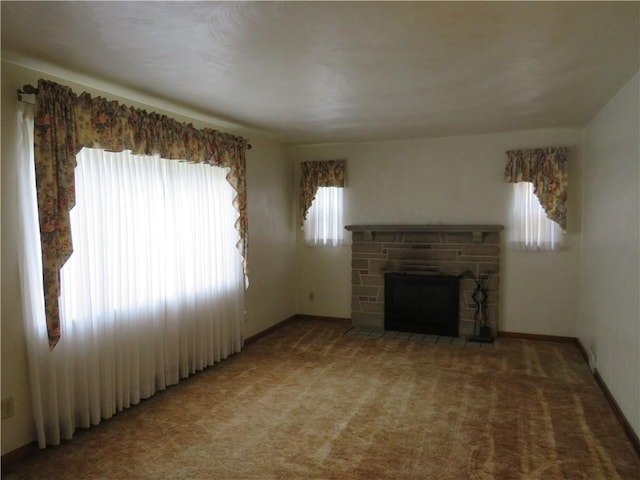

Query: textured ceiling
left=2, top=1, right=639, bottom=144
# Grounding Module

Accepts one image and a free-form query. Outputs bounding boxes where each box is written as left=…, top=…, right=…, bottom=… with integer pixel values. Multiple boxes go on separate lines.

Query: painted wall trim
left=245, top=314, right=351, bottom=345
left=244, top=314, right=300, bottom=345
left=295, top=314, right=351, bottom=324
left=497, top=331, right=577, bottom=343
left=593, top=368, right=640, bottom=458
left=575, top=339, right=640, bottom=458
left=1, top=441, right=39, bottom=471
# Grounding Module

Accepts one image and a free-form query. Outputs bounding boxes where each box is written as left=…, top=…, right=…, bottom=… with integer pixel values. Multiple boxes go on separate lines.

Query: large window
left=60, top=148, right=244, bottom=323
left=509, top=182, right=564, bottom=251
left=18, top=116, right=244, bottom=446
left=303, top=186, right=345, bottom=246
left=19, top=79, right=249, bottom=447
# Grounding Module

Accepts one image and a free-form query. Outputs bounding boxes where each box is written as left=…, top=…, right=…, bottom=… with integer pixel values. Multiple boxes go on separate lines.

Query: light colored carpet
left=4, top=318, right=639, bottom=479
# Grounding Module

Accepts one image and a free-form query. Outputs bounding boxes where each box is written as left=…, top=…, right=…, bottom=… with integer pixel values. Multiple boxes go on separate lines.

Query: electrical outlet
left=1, top=397, right=14, bottom=419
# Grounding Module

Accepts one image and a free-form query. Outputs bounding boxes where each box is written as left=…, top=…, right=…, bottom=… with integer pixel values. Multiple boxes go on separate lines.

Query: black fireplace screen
left=384, top=273, right=459, bottom=336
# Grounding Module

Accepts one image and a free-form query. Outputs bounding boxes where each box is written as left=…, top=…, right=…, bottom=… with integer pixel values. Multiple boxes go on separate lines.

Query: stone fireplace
left=345, top=225, right=504, bottom=337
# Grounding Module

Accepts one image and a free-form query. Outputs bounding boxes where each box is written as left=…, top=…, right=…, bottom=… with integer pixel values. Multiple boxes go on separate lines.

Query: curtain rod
left=17, top=84, right=38, bottom=103
left=15, top=84, right=252, bottom=150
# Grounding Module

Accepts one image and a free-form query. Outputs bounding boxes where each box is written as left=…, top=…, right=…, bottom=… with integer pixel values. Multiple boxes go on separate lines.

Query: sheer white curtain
left=16, top=103, right=51, bottom=447
left=17, top=109, right=244, bottom=447
left=509, top=182, right=564, bottom=251
left=303, top=186, right=344, bottom=246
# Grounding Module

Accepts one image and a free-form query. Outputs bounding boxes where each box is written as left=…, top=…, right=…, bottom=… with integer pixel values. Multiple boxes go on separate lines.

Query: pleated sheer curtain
left=299, top=159, right=346, bottom=247
left=304, top=187, right=345, bottom=246
left=509, top=182, right=564, bottom=251
left=17, top=106, right=244, bottom=447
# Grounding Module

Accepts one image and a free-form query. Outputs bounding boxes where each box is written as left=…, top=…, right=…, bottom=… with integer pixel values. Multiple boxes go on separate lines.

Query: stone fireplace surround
left=345, top=225, right=504, bottom=337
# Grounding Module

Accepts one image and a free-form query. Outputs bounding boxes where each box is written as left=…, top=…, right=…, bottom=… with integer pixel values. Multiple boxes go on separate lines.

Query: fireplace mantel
left=345, top=224, right=504, bottom=244
left=345, top=224, right=504, bottom=233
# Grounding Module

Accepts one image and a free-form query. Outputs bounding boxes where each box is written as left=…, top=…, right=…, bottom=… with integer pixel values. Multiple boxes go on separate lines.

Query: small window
left=509, top=182, right=563, bottom=251
left=304, top=186, right=344, bottom=246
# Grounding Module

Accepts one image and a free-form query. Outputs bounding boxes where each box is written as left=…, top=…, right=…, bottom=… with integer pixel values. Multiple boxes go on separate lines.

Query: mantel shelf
left=345, top=224, right=504, bottom=233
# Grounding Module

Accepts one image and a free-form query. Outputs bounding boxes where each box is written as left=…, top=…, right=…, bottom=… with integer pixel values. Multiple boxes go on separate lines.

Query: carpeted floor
left=3, top=318, right=639, bottom=479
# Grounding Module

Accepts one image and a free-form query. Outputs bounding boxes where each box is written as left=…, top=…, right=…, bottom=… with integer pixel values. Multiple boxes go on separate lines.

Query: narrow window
left=509, top=182, right=563, bottom=251
left=299, top=159, right=346, bottom=247
left=304, top=186, right=345, bottom=246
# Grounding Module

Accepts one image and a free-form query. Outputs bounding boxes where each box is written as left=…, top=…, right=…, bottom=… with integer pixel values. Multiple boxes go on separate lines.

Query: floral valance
left=34, top=79, right=249, bottom=349
left=504, top=147, right=568, bottom=230
left=299, top=159, right=346, bottom=227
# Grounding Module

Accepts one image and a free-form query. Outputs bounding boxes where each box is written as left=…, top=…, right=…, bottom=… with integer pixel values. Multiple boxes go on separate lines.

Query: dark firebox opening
left=384, top=273, right=459, bottom=337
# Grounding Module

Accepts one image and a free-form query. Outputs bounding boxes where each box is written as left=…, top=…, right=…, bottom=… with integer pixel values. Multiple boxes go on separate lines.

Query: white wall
left=244, top=135, right=297, bottom=338
left=0, top=60, right=296, bottom=454
left=579, top=71, right=640, bottom=436
left=289, top=128, right=583, bottom=336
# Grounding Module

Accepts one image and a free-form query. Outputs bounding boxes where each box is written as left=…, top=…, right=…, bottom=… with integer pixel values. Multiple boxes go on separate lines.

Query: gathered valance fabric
left=34, top=79, right=249, bottom=349
left=299, top=159, right=346, bottom=228
left=504, top=147, right=568, bottom=230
